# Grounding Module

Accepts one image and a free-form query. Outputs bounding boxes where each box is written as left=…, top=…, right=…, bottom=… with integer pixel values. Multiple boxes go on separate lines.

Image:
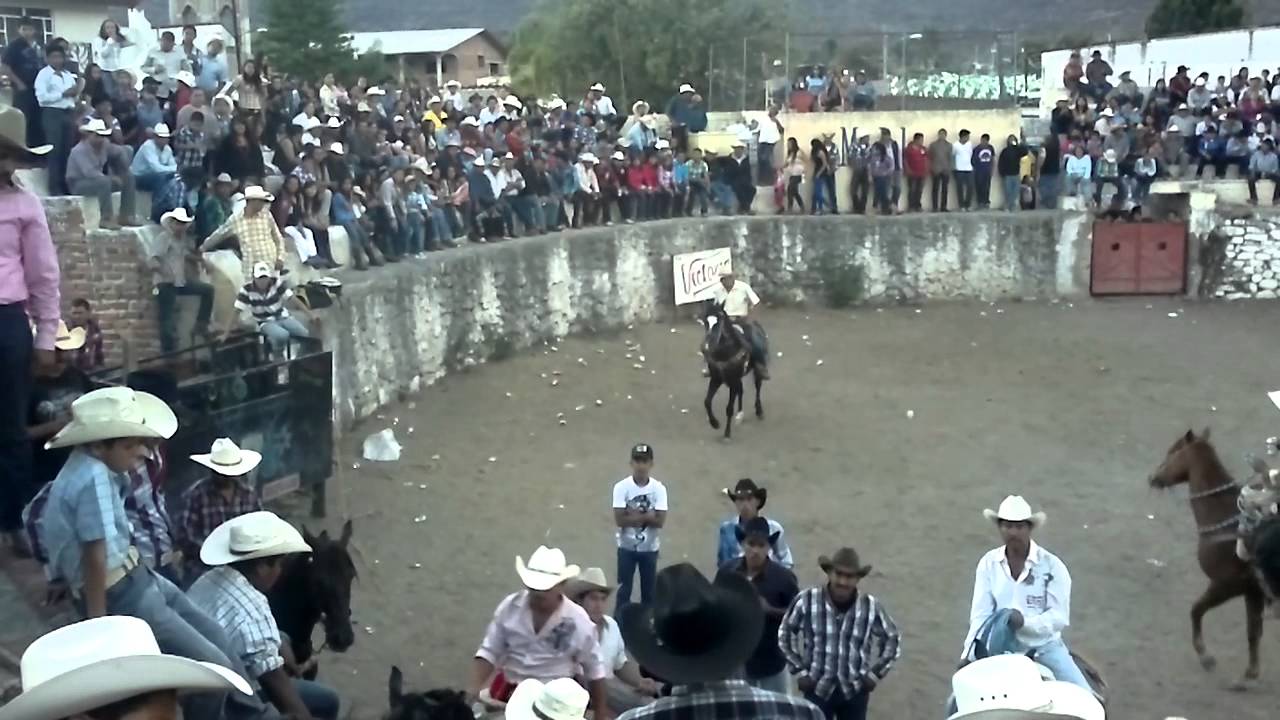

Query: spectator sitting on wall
left=1062, top=52, right=1084, bottom=98
left=1084, top=50, right=1113, bottom=101
left=67, top=298, right=104, bottom=372
left=131, top=123, right=178, bottom=194
left=67, top=118, right=141, bottom=229
left=849, top=71, right=877, bottom=111
left=1248, top=138, right=1280, bottom=206
left=148, top=208, right=215, bottom=353
left=228, top=262, right=312, bottom=354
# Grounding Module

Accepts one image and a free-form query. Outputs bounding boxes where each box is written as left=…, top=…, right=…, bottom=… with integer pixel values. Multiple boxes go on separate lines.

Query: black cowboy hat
left=818, top=547, right=873, bottom=577
left=733, top=516, right=780, bottom=546
left=620, top=563, right=762, bottom=683
left=724, top=478, right=767, bottom=509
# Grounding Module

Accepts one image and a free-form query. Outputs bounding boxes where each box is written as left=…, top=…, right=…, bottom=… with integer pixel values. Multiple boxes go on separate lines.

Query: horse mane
left=1187, top=435, right=1236, bottom=485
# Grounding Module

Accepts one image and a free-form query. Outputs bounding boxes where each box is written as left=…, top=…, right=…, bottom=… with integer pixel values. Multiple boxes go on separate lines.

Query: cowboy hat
left=460, top=116, right=481, bottom=127
left=46, top=387, right=176, bottom=449
left=190, top=437, right=262, bottom=476
left=367, top=86, right=386, bottom=96
left=356, top=101, right=373, bottom=113
left=733, top=517, right=781, bottom=546
left=80, top=118, right=113, bottom=136
left=445, top=79, right=462, bottom=88
left=620, top=563, right=761, bottom=683
left=0, top=107, right=52, bottom=161
left=579, top=152, right=598, bottom=164
left=329, top=142, right=345, bottom=155
left=655, top=139, right=670, bottom=150
left=427, top=95, right=442, bottom=104
left=983, top=495, right=1047, bottom=527
left=0, top=616, right=251, bottom=720
left=631, top=100, right=649, bottom=114
left=504, top=678, right=588, bottom=720
left=35, top=319, right=86, bottom=352
left=504, top=95, right=523, bottom=110
left=200, top=511, right=311, bottom=566
left=243, top=185, right=274, bottom=202
left=214, top=172, right=234, bottom=184
left=724, top=478, right=767, bottom=508
left=161, top=207, right=194, bottom=224
left=819, top=547, right=873, bottom=577
left=589, top=82, right=606, bottom=92
left=610, top=150, right=625, bottom=161
left=679, top=83, right=696, bottom=94
left=947, top=655, right=1103, bottom=719
left=515, top=546, right=579, bottom=591
left=565, top=566, right=613, bottom=599
left=326, top=116, right=344, bottom=128
left=175, top=70, right=196, bottom=87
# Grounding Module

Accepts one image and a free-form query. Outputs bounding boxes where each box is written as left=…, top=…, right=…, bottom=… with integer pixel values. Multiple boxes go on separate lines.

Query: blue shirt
left=197, top=53, right=228, bottom=94
left=42, top=449, right=134, bottom=591
left=715, top=515, right=794, bottom=569
left=331, top=192, right=356, bottom=225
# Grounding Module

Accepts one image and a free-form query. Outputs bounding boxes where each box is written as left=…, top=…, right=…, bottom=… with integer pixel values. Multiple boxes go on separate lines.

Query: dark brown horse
left=1148, top=428, right=1265, bottom=690
left=701, top=304, right=764, bottom=439
left=386, top=666, right=473, bottom=720
left=268, top=519, right=358, bottom=679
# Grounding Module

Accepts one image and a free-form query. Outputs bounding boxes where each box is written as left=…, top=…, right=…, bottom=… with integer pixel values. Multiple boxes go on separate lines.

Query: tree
left=257, top=0, right=386, bottom=83
left=1145, top=0, right=1247, bottom=39
left=508, top=0, right=786, bottom=111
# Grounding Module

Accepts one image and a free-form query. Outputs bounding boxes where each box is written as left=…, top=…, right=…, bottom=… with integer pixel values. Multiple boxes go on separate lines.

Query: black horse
left=386, top=666, right=473, bottom=720
left=268, top=519, right=357, bottom=680
left=702, top=303, right=764, bottom=439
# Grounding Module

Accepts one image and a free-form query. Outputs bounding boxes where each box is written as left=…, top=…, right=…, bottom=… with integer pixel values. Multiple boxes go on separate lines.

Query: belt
left=104, top=547, right=141, bottom=589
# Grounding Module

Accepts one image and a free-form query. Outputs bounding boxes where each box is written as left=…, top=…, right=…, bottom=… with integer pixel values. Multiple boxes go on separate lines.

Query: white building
left=1, top=1, right=116, bottom=44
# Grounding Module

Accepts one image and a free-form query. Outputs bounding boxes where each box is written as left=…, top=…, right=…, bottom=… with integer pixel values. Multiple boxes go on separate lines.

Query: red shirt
left=904, top=144, right=930, bottom=177
left=627, top=163, right=657, bottom=191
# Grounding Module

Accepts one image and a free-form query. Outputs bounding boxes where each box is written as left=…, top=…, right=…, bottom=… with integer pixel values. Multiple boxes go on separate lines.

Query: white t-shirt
left=711, top=281, right=760, bottom=318
left=597, top=616, right=627, bottom=675
left=612, top=475, right=668, bottom=552
left=953, top=141, right=974, bottom=171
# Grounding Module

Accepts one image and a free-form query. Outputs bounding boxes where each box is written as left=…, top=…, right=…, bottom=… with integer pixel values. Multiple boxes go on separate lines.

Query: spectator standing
left=0, top=107, right=58, bottom=558
left=1248, top=139, right=1280, bottom=205
left=997, top=136, right=1026, bottom=212
left=174, top=110, right=208, bottom=188
left=903, top=132, right=929, bottom=212
left=847, top=135, right=871, bottom=215
left=35, top=44, right=82, bottom=195
left=179, top=25, right=204, bottom=80
left=67, top=298, right=104, bottom=372
left=91, top=20, right=132, bottom=98
left=3, top=17, right=45, bottom=147
left=1084, top=50, right=1112, bottom=100
left=611, top=443, right=667, bottom=614
left=779, top=547, right=902, bottom=720
left=201, top=185, right=286, bottom=277
left=869, top=143, right=894, bottom=215
left=972, top=134, right=995, bottom=209
left=665, top=84, right=697, bottom=152
left=131, top=123, right=178, bottom=194
left=1062, top=52, right=1083, bottom=98
left=148, top=208, right=215, bottom=352
left=879, top=127, right=902, bottom=212
left=198, top=39, right=228, bottom=95
left=757, top=105, right=783, bottom=186
left=1038, top=132, right=1062, bottom=209
left=726, top=141, right=756, bottom=213
left=952, top=130, right=974, bottom=210
left=67, top=119, right=140, bottom=228
left=144, top=31, right=190, bottom=101
left=927, top=129, right=953, bottom=211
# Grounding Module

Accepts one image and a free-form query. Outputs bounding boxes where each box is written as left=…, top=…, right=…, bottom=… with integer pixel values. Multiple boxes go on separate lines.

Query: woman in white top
left=319, top=73, right=341, bottom=118
left=92, top=20, right=132, bottom=97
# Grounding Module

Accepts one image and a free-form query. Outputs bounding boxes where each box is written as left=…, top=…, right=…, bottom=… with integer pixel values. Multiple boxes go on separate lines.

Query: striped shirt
left=234, top=277, right=293, bottom=326
left=187, top=565, right=284, bottom=686
left=616, top=679, right=823, bottom=720
left=778, top=587, right=902, bottom=700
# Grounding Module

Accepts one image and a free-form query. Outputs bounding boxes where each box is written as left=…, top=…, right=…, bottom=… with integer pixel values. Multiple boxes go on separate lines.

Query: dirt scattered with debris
left=308, top=299, right=1280, bottom=719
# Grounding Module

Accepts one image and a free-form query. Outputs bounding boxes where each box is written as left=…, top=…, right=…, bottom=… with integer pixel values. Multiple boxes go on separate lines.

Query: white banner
left=672, top=248, right=732, bottom=305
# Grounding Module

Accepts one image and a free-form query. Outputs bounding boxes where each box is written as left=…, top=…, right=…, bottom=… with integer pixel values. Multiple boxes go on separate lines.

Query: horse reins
left=1187, top=480, right=1242, bottom=538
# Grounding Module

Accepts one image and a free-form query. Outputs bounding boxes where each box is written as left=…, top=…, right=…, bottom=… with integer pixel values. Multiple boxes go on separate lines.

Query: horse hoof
left=1229, top=676, right=1255, bottom=692
left=709, top=419, right=720, bottom=430
left=734, top=411, right=744, bottom=422
left=1199, top=655, right=1217, bottom=672
left=755, top=409, right=764, bottom=419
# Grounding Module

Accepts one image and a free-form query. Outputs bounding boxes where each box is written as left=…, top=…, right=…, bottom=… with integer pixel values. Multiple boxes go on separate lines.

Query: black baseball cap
left=631, top=443, right=654, bottom=461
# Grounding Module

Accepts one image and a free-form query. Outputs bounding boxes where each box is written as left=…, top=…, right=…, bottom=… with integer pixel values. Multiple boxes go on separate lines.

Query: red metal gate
left=1090, top=221, right=1187, bottom=295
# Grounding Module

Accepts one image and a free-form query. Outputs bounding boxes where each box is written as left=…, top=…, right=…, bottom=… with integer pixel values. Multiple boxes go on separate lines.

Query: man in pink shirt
left=0, top=106, right=59, bottom=557
left=469, top=545, right=610, bottom=718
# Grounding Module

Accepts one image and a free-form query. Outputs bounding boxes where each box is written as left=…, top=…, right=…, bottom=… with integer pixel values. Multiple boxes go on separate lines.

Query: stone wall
left=315, top=211, right=1092, bottom=429
left=1203, top=213, right=1280, bottom=300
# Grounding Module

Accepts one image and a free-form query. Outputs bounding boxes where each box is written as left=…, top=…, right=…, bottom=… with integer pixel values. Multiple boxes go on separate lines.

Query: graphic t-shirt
left=612, top=475, right=668, bottom=552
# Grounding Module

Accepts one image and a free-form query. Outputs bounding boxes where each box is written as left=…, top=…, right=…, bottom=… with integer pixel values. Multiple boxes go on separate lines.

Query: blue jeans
left=406, top=213, right=426, bottom=254
left=428, top=207, right=453, bottom=246
left=294, top=679, right=340, bottom=720
left=1002, top=176, right=1020, bottom=211
left=1039, top=174, right=1060, bottom=209
left=974, top=609, right=1091, bottom=691
left=615, top=548, right=658, bottom=614
left=135, top=171, right=175, bottom=195
left=260, top=317, right=309, bottom=351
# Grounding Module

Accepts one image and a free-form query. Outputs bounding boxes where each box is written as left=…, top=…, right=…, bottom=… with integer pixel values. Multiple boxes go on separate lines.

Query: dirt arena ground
left=306, top=298, right=1280, bottom=719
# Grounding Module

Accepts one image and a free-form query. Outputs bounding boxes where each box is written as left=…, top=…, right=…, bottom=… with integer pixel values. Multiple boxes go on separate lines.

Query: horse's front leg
left=704, top=376, right=722, bottom=429
left=754, top=370, right=764, bottom=419
left=724, top=379, right=742, bottom=439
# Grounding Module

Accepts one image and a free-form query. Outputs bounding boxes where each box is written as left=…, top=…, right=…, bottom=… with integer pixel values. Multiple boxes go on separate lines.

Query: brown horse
left=1148, top=428, right=1265, bottom=690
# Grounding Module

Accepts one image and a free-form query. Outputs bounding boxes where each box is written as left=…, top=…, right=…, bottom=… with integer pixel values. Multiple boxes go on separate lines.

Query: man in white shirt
left=756, top=105, right=783, bottom=186
left=611, top=443, right=667, bottom=614
left=710, top=270, right=768, bottom=379
left=35, top=45, right=82, bottom=194
left=566, top=567, right=658, bottom=713
left=959, top=495, right=1091, bottom=692
left=952, top=129, right=975, bottom=210
left=144, top=31, right=190, bottom=99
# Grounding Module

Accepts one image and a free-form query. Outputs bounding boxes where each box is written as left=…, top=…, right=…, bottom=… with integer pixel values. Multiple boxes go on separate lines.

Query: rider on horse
left=710, top=270, right=768, bottom=380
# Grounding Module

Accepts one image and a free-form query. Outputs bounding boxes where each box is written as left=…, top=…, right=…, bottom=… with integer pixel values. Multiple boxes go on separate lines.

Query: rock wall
left=315, top=211, right=1092, bottom=429
left=1204, top=213, right=1280, bottom=299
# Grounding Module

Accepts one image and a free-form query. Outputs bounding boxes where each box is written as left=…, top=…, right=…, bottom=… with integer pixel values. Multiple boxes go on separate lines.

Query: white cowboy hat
left=356, top=101, right=373, bottom=113
left=1099, top=108, right=1114, bottom=117
left=367, top=86, right=386, bottom=96
left=514, top=546, right=579, bottom=591
left=473, top=157, right=487, bottom=168
left=161, top=207, right=194, bottom=224
left=34, top=319, right=86, bottom=352
left=504, top=95, right=524, bottom=110
left=461, top=116, right=481, bottom=127
left=243, top=185, right=274, bottom=202
left=611, top=150, right=625, bottom=161
left=393, top=114, right=405, bottom=123
left=190, top=437, right=262, bottom=476
left=175, top=70, right=197, bottom=87
left=326, top=116, right=344, bottom=128
left=548, top=98, right=566, bottom=110
left=46, top=387, right=176, bottom=449
left=504, top=678, right=588, bottom=720
left=983, top=495, right=1047, bottom=527
left=0, top=616, right=251, bottom=720
left=151, top=123, right=172, bottom=138
left=445, top=79, right=461, bottom=88
left=631, top=100, right=649, bottom=114
left=412, top=158, right=433, bottom=175
left=200, top=511, right=312, bottom=566
left=679, top=83, right=696, bottom=94
left=589, top=82, right=606, bottom=92
left=214, top=172, right=234, bottom=184
left=565, top=566, right=614, bottom=598
left=947, top=655, right=1103, bottom=719
left=579, top=152, right=598, bottom=164
left=80, top=118, right=113, bottom=136
left=329, top=142, right=345, bottom=155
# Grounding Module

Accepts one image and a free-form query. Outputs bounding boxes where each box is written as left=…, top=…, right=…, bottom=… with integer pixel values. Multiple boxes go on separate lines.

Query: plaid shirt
left=174, top=126, right=207, bottom=172
left=69, top=318, right=104, bottom=371
left=201, top=209, right=287, bottom=277
left=778, top=587, right=902, bottom=700
left=36, top=450, right=135, bottom=591
left=187, top=565, right=283, bottom=686
left=178, top=476, right=262, bottom=577
left=616, top=679, right=824, bottom=720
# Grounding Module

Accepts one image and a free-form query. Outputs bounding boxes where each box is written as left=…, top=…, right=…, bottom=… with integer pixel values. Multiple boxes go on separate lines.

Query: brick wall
left=45, top=198, right=161, bottom=364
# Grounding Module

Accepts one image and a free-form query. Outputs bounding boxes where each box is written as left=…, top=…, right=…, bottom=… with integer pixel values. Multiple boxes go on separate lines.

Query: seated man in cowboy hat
left=0, top=615, right=252, bottom=720
left=565, top=567, right=659, bottom=714
left=187, top=511, right=339, bottom=720
left=177, top=437, right=264, bottom=581
left=36, top=387, right=256, bottom=720
left=618, top=563, right=823, bottom=720
left=780, top=548, right=900, bottom=720
left=709, top=270, right=769, bottom=380
left=717, top=478, right=793, bottom=569
left=714, top=518, right=799, bottom=694
left=470, top=545, right=609, bottom=718
left=946, top=654, right=1103, bottom=720
left=959, top=495, right=1092, bottom=692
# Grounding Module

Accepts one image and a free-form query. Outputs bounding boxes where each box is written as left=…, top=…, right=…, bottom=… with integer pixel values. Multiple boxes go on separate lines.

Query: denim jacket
left=716, top=516, right=794, bottom=569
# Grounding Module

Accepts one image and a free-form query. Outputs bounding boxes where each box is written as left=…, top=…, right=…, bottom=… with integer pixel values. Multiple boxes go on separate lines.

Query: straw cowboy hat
left=46, top=387, right=176, bottom=449
left=0, top=106, right=52, bottom=162
left=565, top=566, right=613, bottom=599
left=819, top=547, right=873, bottom=577
left=679, top=83, right=696, bottom=94
left=724, top=478, right=768, bottom=508
left=200, top=511, right=311, bottom=566
left=0, top=615, right=251, bottom=720
left=36, top=320, right=86, bottom=352
left=329, top=142, right=346, bottom=155
left=367, top=86, right=386, bottom=96
left=161, top=207, right=194, bottom=224
left=947, top=655, right=1103, bottom=719
left=80, top=118, right=113, bottom=136
left=984, top=495, right=1047, bottom=528
left=175, top=70, right=196, bottom=87
left=589, top=82, right=606, bottom=92
left=504, top=678, right=589, bottom=720
left=503, top=95, right=523, bottom=110
left=461, top=116, right=481, bottom=127
left=243, top=185, right=274, bottom=202
left=190, top=437, right=262, bottom=476
left=326, top=116, right=344, bottom=128
left=515, top=546, right=579, bottom=591
left=620, top=563, right=761, bottom=683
